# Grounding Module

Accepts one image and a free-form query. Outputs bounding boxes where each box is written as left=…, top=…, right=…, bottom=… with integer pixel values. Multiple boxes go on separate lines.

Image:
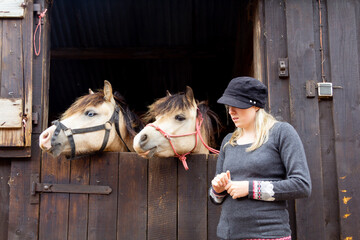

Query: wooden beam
left=51, top=47, right=218, bottom=60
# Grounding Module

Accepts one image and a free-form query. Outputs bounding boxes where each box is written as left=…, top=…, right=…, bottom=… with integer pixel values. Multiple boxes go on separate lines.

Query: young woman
left=210, top=77, right=311, bottom=240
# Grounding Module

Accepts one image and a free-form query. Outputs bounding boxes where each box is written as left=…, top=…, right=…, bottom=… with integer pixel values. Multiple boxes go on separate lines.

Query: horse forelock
left=143, top=93, right=196, bottom=123
left=61, top=92, right=106, bottom=120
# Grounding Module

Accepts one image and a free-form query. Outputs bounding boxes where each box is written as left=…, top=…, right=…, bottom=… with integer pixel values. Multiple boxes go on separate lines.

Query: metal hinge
left=30, top=174, right=112, bottom=204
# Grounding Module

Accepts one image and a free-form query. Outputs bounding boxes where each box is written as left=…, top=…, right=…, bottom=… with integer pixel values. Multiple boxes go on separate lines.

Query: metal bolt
left=44, top=185, right=49, bottom=190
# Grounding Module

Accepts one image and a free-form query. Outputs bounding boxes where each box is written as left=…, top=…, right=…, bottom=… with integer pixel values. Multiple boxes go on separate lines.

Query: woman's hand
left=211, top=170, right=231, bottom=193
left=225, top=172, right=249, bottom=199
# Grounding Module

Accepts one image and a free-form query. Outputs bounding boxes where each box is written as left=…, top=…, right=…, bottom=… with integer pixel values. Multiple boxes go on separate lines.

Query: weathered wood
left=0, top=19, right=24, bottom=146
left=178, top=154, right=207, bottom=240
left=207, top=154, right=221, bottom=240
left=148, top=156, right=177, bottom=240
left=253, top=0, right=266, bottom=82
left=22, top=0, right=33, bottom=146
left=39, top=153, right=70, bottom=240
left=263, top=1, right=296, bottom=238
left=0, top=98, right=22, bottom=128
left=117, top=152, right=147, bottom=240
left=88, top=152, right=118, bottom=240
left=285, top=0, right=326, bottom=239
left=0, top=147, right=30, bottom=158
left=313, top=0, right=340, bottom=238
left=0, top=0, right=25, bottom=18
left=264, top=0, right=290, bottom=122
left=327, top=0, right=360, bottom=239
left=0, top=159, right=10, bottom=240
left=7, top=135, right=39, bottom=240
left=68, top=157, right=90, bottom=240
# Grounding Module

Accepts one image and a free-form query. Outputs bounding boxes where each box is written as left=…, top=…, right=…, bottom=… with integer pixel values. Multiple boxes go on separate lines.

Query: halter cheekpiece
left=147, top=108, right=219, bottom=170
left=51, top=105, right=130, bottom=159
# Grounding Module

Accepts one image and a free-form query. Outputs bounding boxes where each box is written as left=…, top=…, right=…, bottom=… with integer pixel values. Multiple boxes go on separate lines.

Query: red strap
left=146, top=108, right=219, bottom=170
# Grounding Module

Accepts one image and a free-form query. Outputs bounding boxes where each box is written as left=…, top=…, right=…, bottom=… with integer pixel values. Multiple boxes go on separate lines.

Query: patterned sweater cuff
left=209, top=187, right=227, bottom=204
left=248, top=180, right=275, bottom=201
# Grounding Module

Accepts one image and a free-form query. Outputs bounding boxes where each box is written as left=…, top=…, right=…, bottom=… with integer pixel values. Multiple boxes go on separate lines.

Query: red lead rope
left=147, top=109, right=219, bottom=170
left=34, top=9, right=47, bottom=56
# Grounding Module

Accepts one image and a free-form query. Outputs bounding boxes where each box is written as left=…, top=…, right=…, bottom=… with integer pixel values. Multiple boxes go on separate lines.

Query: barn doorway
left=48, top=0, right=256, bottom=144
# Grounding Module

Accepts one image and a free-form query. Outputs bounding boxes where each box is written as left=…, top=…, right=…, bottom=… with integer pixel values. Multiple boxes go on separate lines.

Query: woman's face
left=228, top=106, right=258, bottom=129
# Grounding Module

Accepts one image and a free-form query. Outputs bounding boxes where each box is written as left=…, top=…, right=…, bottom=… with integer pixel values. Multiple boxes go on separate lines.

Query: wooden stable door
left=31, top=152, right=220, bottom=240
left=0, top=0, right=33, bottom=152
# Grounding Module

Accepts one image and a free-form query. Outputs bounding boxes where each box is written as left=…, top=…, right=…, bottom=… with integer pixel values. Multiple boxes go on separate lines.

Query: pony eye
left=85, top=110, right=97, bottom=117
left=175, top=115, right=186, bottom=121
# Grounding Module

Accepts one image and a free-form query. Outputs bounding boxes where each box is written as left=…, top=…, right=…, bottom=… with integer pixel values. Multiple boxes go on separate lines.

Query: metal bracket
left=278, top=58, right=289, bottom=78
left=306, top=80, right=316, bottom=98
left=30, top=174, right=112, bottom=204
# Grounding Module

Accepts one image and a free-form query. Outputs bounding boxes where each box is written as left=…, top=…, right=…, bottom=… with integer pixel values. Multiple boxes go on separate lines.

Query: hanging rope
left=34, top=9, right=48, bottom=56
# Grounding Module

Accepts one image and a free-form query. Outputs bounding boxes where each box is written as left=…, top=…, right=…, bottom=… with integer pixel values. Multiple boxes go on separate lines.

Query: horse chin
left=137, top=147, right=157, bottom=159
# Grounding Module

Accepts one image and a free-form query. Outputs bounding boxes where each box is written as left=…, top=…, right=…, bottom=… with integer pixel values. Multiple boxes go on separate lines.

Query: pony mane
left=143, top=91, right=196, bottom=123
left=61, top=92, right=106, bottom=120
left=113, top=91, right=144, bottom=137
left=197, top=101, right=222, bottom=148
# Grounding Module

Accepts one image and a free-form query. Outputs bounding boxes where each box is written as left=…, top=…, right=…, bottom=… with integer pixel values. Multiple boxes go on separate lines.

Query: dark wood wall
left=257, top=0, right=360, bottom=239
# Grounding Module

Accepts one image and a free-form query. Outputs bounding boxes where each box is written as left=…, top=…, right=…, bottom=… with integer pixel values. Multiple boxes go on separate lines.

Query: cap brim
left=217, top=95, right=252, bottom=109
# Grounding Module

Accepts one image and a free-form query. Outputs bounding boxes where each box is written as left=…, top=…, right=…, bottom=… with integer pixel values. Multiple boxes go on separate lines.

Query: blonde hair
left=226, top=109, right=277, bottom=151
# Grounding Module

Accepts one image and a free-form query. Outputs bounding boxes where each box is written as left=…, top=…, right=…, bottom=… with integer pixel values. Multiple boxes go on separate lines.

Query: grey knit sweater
left=210, top=122, right=311, bottom=240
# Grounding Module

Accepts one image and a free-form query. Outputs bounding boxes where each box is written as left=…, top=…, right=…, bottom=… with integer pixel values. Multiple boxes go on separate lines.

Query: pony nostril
left=42, top=131, right=49, bottom=139
left=141, top=134, right=148, bottom=143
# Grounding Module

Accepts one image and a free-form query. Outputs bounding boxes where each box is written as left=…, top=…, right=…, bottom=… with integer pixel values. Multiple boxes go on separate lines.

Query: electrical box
left=317, top=82, right=333, bottom=97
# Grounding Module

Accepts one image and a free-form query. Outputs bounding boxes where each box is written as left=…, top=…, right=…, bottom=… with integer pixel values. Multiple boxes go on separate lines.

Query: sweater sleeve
left=209, top=134, right=231, bottom=205
left=248, top=122, right=312, bottom=201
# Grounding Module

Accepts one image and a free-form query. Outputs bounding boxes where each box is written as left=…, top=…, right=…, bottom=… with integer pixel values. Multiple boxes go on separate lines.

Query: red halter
left=147, top=109, right=219, bottom=170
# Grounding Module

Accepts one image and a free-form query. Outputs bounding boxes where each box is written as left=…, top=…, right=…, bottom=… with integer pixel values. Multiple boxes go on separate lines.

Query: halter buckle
left=64, top=128, right=73, bottom=137
left=104, top=121, right=112, bottom=130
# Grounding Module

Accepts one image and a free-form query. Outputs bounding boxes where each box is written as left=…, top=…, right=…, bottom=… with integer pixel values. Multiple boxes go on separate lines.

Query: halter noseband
left=51, top=105, right=130, bottom=159
left=147, top=109, right=219, bottom=170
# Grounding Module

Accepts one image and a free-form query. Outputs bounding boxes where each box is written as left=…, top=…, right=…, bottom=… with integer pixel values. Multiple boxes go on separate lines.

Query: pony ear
left=166, top=90, right=172, bottom=96
left=103, top=80, right=114, bottom=102
left=185, top=86, right=194, bottom=101
left=89, top=88, right=95, bottom=94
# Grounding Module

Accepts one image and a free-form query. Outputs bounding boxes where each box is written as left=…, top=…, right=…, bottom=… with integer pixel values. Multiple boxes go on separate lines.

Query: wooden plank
left=39, top=153, right=70, bottom=240
left=0, top=159, right=11, bottom=240
left=0, top=98, right=22, bottom=128
left=0, top=0, right=25, bottom=18
left=313, top=0, right=340, bottom=238
left=178, top=154, right=207, bottom=240
left=51, top=47, right=218, bottom=60
left=148, top=156, right=177, bottom=240
left=22, top=0, right=33, bottom=146
left=327, top=0, right=360, bottom=239
left=207, top=154, right=221, bottom=240
left=0, top=19, right=24, bottom=146
left=0, top=147, right=30, bottom=158
left=7, top=134, right=40, bottom=240
left=253, top=0, right=266, bottom=82
left=263, top=1, right=295, bottom=238
left=264, top=0, right=291, bottom=122
left=285, top=1, right=326, bottom=239
left=117, top=152, right=147, bottom=240
left=68, top=157, right=90, bottom=240
left=88, top=152, right=119, bottom=240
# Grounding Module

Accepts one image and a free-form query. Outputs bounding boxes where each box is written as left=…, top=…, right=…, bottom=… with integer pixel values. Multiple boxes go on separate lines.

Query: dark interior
left=49, top=0, right=255, bottom=146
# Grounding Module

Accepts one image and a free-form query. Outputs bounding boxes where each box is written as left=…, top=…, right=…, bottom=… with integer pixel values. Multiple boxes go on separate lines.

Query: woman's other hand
left=225, top=172, right=249, bottom=199
left=211, top=170, right=231, bottom=193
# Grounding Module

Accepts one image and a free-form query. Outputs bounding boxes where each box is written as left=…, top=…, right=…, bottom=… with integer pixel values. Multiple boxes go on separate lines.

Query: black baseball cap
left=217, top=76, right=268, bottom=109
